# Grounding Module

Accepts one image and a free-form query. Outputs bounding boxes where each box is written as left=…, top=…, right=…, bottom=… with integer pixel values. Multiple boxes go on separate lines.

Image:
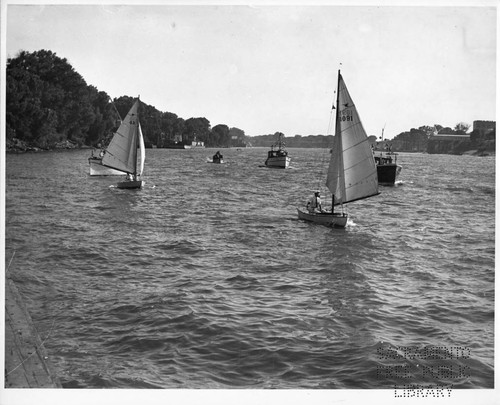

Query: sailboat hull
left=297, top=208, right=348, bottom=228
left=116, top=180, right=144, bottom=189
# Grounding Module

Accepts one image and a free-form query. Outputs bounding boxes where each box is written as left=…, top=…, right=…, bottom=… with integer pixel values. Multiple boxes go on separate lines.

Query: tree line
left=388, top=123, right=495, bottom=154
left=7, top=50, right=494, bottom=154
left=248, top=134, right=335, bottom=148
left=6, top=49, right=246, bottom=150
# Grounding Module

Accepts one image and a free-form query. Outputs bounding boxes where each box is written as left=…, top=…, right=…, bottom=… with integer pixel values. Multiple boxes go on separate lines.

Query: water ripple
left=5, top=149, right=494, bottom=389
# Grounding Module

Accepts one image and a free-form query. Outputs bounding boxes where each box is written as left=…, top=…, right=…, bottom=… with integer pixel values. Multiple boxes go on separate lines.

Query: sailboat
left=297, top=70, right=379, bottom=228
left=101, top=98, right=146, bottom=189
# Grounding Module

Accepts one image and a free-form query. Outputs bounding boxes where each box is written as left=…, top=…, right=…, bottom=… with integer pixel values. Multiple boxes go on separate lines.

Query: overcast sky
left=3, top=1, right=497, bottom=139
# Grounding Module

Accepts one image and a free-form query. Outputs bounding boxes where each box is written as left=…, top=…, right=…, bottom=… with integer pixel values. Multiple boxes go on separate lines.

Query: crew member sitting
left=213, top=151, right=223, bottom=160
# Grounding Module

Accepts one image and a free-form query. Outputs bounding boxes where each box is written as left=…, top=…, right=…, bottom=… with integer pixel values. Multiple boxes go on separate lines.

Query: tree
left=86, top=89, right=117, bottom=146
left=454, top=122, right=470, bottom=134
left=6, top=49, right=234, bottom=150
left=228, top=127, right=246, bottom=147
left=210, top=124, right=230, bottom=147
left=418, top=125, right=435, bottom=137
left=6, top=49, right=115, bottom=147
left=184, top=117, right=210, bottom=144
left=438, top=127, right=454, bottom=134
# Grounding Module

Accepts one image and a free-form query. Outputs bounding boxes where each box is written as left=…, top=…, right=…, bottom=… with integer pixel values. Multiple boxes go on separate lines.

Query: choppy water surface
left=5, top=148, right=495, bottom=389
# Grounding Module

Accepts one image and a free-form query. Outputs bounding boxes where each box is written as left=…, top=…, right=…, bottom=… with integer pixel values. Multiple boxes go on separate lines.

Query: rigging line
left=109, top=97, right=123, bottom=122
left=5, top=312, right=57, bottom=377
left=6, top=250, right=16, bottom=274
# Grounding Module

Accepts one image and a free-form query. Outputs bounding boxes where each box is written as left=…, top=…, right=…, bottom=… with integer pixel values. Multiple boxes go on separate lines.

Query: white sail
left=138, top=122, right=145, bottom=176
left=102, top=99, right=140, bottom=174
left=326, top=72, right=379, bottom=204
left=326, top=128, right=344, bottom=200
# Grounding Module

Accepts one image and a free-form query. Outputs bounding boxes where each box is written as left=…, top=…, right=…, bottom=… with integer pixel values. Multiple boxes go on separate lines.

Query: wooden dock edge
left=4, top=277, right=62, bottom=388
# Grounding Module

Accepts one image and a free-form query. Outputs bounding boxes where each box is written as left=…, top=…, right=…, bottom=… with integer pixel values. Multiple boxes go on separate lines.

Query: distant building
left=191, top=137, right=205, bottom=148
left=473, top=120, right=495, bottom=136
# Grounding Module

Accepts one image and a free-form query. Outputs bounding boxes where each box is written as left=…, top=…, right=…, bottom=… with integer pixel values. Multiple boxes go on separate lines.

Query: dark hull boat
left=374, top=152, right=402, bottom=185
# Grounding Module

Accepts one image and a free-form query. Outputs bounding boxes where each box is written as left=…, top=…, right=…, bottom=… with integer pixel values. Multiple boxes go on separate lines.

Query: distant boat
left=265, top=132, right=290, bottom=168
left=297, top=70, right=379, bottom=228
left=208, top=151, right=224, bottom=164
left=373, top=127, right=402, bottom=185
left=101, top=98, right=145, bottom=189
left=374, top=150, right=402, bottom=185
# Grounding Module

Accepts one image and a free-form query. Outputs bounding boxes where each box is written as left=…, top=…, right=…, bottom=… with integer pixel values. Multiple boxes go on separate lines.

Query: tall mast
left=135, top=103, right=139, bottom=176
left=334, top=69, right=341, bottom=152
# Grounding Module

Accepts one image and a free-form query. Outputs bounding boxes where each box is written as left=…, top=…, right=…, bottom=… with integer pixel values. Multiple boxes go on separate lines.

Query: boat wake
left=346, top=218, right=356, bottom=227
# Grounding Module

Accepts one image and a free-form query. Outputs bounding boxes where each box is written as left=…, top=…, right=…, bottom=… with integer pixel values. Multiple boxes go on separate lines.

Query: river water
left=4, top=148, right=495, bottom=400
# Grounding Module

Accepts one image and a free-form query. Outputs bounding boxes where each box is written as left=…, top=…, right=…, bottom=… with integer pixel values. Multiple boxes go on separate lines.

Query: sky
left=2, top=1, right=497, bottom=139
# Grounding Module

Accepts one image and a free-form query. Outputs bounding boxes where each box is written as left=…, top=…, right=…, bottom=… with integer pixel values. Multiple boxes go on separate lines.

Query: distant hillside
left=6, top=49, right=245, bottom=151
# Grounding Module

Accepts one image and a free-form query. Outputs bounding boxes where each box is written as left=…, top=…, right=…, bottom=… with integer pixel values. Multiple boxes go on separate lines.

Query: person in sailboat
left=307, top=191, right=323, bottom=213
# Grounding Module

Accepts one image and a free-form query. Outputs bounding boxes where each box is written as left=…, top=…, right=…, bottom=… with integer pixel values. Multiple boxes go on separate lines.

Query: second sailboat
left=101, top=98, right=146, bottom=189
